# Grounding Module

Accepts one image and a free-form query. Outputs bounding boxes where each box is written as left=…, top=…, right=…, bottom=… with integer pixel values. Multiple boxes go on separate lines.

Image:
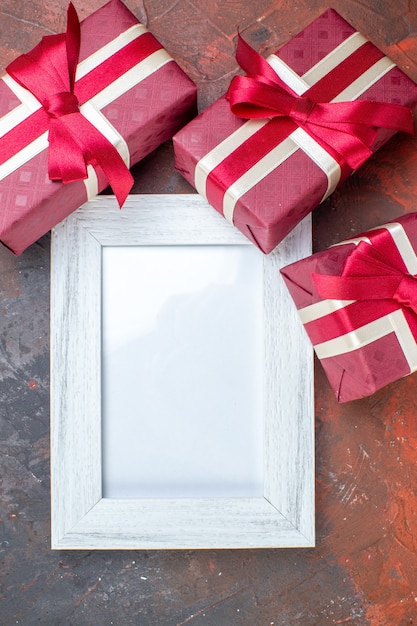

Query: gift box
left=0, top=0, right=197, bottom=254
left=280, top=213, right=417, bottom=402
left=173, top=9, right=417, bottom=254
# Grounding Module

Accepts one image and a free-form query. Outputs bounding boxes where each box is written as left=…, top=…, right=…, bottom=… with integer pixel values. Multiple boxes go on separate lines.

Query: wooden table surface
left=1, top=0, right=417, bottom=624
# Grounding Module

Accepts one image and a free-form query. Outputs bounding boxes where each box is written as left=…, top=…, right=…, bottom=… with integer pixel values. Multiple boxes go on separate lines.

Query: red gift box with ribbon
left=281, top=212, right=417, bottom=402
left=173, top=9, right=417, bottom=254
left=0, top=0, right=197, bottom=254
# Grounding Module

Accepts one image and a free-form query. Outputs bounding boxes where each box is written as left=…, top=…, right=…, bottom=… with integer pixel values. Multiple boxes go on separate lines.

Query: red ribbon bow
left=6, top=3, right=133, bottom=206
left=313, top=238, right=417, bottom=314
left=226, top=35, right=414, bottom=170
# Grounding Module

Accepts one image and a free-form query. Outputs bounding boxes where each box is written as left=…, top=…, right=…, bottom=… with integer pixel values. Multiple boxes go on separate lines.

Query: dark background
left=1, top=1, right=417, bottom=624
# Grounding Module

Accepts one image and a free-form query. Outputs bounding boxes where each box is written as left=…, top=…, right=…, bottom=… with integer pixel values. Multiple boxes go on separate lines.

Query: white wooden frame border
left=50, top=194, right=314, bottom=549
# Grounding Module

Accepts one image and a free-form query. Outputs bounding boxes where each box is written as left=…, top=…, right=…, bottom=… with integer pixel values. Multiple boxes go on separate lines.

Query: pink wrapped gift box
left=281, top=213, right=417, bottom=402
left=173, top=9, right=417, bottom=254
left=0, top=0, right=197, bottom=254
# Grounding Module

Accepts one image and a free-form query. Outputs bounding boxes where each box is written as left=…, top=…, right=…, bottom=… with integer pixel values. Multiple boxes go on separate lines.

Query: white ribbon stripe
left=75, top=24, right=148, bottom=80
left=314, top=309, right=417, bottom=372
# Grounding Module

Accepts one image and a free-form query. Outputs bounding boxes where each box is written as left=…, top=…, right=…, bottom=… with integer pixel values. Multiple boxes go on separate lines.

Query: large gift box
left=281, top=213, right=417, bottom=402
left=0, top=0, right=197, bottom=254
left=173, top=9, right=417, bottom=254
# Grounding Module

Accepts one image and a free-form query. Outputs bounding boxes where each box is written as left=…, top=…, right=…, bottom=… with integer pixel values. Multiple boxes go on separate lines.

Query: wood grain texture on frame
left=50, top=194, right=314, bottom=549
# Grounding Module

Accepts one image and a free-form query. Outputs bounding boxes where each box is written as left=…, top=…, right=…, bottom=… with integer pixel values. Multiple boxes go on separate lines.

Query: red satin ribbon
left=6, top=2, right=133, bottom=206
left=226, top=35, right=414, bottom=170
left=313, top=236, right=417, bottom=314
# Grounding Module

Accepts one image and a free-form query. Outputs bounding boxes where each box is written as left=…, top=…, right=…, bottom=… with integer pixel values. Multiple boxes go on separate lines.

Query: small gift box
left=0, top=0, right=197, bottom=254
left=281, top=213, right=417, bottom=402
left=173, top=9, right=417, bottom=254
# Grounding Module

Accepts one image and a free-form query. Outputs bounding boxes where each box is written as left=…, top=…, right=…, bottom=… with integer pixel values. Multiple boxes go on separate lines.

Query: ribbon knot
left=45, top=91, right=80, bottom=119
left=312, top=237, right=417, bottom=315
left=289, top=96, right=315, bottom=125
left=226, top=34, right=414, bottom=171
left=6, top=2, right=133, bottom=205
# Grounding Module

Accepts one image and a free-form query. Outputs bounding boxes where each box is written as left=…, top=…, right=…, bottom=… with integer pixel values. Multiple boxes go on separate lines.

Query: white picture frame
left=50, top=194, right=314, bottom=549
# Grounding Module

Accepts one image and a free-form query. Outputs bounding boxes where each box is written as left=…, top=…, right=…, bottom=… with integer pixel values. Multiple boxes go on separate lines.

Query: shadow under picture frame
left=50, top=194, right=314, bottom=549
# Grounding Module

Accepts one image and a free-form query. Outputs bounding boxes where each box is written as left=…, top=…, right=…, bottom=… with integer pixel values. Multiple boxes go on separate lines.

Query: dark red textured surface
left=2, top=1, right=417, bottom=625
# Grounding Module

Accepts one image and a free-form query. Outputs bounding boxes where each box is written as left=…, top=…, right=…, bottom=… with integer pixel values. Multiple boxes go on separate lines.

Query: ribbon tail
left=315, top=100, right=415, bottom=136
left=51, top=114, right=133, bottom=206
left=66, top=3, right=81, bottom=91
left=97, top=150, right=134, bottom=207
left=48, top=119, right=88, bottom=182
left=235, top=33, right=287, bottom=86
